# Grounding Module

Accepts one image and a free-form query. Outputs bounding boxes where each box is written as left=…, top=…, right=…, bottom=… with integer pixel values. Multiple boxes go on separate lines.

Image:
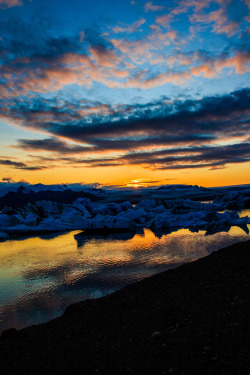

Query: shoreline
left=0, top=239, right=250, bottom=374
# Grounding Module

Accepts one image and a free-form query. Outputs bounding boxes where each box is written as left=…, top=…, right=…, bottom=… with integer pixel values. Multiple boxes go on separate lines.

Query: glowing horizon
left=0, top=0, right=249, bottom=187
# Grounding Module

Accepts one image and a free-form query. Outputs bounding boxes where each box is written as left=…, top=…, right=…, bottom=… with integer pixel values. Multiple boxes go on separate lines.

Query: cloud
left=155, top=14, right=174, bottom=27
left=208, top=8, right=239, bottom=36
left=190, top=64, right=216, bottom=78
left=26, top=141, right=250, bottom=171
left=90, top=44, right=118, bottom=67
left=0, top=158, right=46, bottom=170
left=244, top=0, right=250, bottom=9
left=111, top=28, right=180, bottom=67
left=167, top=54, right=192, bottom=67
left=15, top=138, right=96, bottom=155
left=125, top=70, right=191, bottom=88
left=0, top=159, right=26, bottom=168
left=0, top=49, right=128, bottom=96
left=0, top=5, right=249, bottom=98
left=0, top=0, right=23, bottom=8
left=4, top=87, right=249, bottom=141
left=155, top=0, right=214, bottom=27
left=145, top=2, right=164, bottom=12
left=155, top=0, right=246, bottom=37
left=190, top=51, right=250, bottom=78
left=112, top=18, right=146, bottom=34
left=15, top=134, right=216, bottom=156
left=148, top=29, right=179, bottom=45
left=59, top=141, right=250, bottom=171
left=0, top=0, right=249, bottom=176
left=2, top=177, right=15, bottom=183
left=5, top=88, right=250, bottom=171
left=0, top=19, right=132, bottom=96
left=215, top=51, right=250, bottom=74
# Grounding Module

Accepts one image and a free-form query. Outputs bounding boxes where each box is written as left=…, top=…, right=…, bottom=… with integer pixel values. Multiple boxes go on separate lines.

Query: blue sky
left=0, top=0, right=249, bottom=186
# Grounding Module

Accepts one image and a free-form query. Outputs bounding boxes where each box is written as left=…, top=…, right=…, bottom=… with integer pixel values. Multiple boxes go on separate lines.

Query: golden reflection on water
left=0, top=225, right=249, bottom=286
left=227, top=225, right=248, bottom=236
left=0, top=219, right=249, bottom=332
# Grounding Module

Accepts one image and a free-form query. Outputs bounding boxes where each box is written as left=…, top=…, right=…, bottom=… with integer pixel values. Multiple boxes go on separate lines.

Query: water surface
left=0, top=210, right=249, bottom=333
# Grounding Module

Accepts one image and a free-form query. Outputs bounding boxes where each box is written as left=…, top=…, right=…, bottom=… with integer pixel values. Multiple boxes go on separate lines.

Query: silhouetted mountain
left=0, top=189, right=100, bottom=209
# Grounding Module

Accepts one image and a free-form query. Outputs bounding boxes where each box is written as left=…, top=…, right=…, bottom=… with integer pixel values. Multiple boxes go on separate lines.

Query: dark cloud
left=15, top=138, right=95, bottom=154
left=2, top=88, right=250, bottom=171
left=20, top=166, right=48, bottom=171
left=18, top=140, right=250, bottom=171
left=0, top=16, right=83, bottom=61
left=2, top=176, right=15, bottom=183
left=9, top=87, right=250, bottom=141
left=0, top=0, right=249, bottom=177
left=50, top=89, right=249, bottom=142
left=0, top=159, right=26, bottom=168
left=0, top=6, right=248, bottom=99
left=0, top=158, right=47, bottom=171
left=15, top=135, right=216, bottom=155
left=84, top=27, right=115, bottom=51
left=0, top=16, right=120, bottom=97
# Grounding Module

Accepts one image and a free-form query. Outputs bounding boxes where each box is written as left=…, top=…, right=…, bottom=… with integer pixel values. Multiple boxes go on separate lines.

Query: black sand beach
left=0, top=240, right=249, bottom=374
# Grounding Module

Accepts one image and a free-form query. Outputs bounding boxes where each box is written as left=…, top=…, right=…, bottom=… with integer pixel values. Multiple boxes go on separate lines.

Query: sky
left=0, top=0, right=249, bottom=188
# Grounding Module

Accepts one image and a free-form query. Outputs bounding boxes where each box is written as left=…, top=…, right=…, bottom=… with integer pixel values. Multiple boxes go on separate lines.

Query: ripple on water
left=0, top=213, right=250, bottom=333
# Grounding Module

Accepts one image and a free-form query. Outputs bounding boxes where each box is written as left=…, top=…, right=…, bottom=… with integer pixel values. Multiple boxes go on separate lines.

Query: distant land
left=0, top=181, right=249, bottom=242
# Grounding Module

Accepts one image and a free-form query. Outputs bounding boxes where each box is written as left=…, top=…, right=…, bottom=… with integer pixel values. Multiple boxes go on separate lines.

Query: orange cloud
left=112, top=38, right=155, bottom=64
left=155, top=14, right=174, bottom=27
left=167, top=54, right=192, bottom=67
left=0, top=0, right=22, bottom=8
left=0, top=49, right=131, bottom=97
left=172, top=0, right=231, bottom=15
left=90, top=46, right=117, bottom=68
left=145, top=2, right=164, bottom=12
left=156, top=0, right=241, bottom=37
left=244, top=0, right=250, bottom=8
left=126, top=70, right=191, bottom=89
left=2, top=48, right=248, bottom=96
left=112, top=28, right=180, bottom=66
left=190, top=64, right=216, bottom=78
left=215, top=52, right=250, bottom=74
left=112, top=18, right=146, bottom=34
left=149, top=30, right=179, bottom=45
left=208, top=8, right=239, bottom=36
left=190, top=52, right=250, bottom=78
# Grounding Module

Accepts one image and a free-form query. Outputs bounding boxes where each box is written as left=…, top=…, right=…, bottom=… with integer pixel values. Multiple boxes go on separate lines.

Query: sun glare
left=125, top=179, right=149, bottom=188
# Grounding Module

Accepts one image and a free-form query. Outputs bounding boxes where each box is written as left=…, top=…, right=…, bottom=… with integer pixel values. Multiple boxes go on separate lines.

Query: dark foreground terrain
left=0, top=241, right=250, bottom=375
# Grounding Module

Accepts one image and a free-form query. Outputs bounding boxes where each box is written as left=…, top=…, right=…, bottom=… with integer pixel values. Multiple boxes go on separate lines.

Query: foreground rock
left=0, top=240, right=249, bottom=374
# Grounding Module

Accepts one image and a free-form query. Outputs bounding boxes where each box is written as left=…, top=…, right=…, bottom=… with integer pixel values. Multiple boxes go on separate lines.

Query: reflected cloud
left=74, top=229, right=141, bottom=248
left=0, top=222, right=249, bottom=333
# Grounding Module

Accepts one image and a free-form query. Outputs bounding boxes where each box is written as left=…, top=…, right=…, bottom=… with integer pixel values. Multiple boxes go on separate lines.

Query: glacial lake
left=0, top=208, right=249, bottom=333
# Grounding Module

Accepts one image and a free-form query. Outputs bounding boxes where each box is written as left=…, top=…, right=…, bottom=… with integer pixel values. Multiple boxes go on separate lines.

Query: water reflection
left=0, top=217, right=249, bottom=333
left=74, top=229, right=141, bottom=247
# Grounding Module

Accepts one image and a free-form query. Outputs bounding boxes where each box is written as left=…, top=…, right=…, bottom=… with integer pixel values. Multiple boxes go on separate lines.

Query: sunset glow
left=0, top=0, right=249, bottom=187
